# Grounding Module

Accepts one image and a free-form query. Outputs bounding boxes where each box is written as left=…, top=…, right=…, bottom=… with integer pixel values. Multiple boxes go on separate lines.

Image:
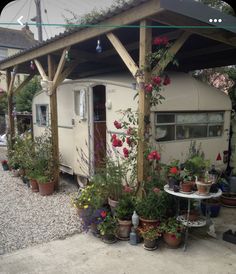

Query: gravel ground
left=0, top=147, right=82, bottom=255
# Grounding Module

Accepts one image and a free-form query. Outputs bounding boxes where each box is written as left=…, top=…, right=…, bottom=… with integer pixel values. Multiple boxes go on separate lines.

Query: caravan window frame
left=154, top=111, right=224, bottom=142
left=36, top=104, right=49, bottom=127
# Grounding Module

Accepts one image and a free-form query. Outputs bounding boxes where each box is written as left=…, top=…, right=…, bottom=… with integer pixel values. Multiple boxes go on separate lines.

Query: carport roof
left=0, top=0, right=236, bottom=77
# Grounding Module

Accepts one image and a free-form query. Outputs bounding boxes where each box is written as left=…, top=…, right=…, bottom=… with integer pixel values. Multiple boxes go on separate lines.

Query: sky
left=0, top=0, right=116, bottom=40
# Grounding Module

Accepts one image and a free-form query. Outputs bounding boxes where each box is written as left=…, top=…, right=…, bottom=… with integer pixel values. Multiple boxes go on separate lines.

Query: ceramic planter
left=221, top=193, right=236, bottom=207
left=196, top=181, right=212, bottom=195
left=102, top=234, right=117, bottom=244
left=30, top=179, right=39, bottom=192
left=2, top=163, right=9, bottom=171
left=163, top=232, right=182, bottom=248
left=108, top=197, right=119, bottom=215
left=143, top=238, right=157, bottom=250
left=117, top=219, right=132, bottom=240
left=201, top=199, right=221, bottom=217
left=139, top=217, right=160, bottom=229
left=38, top=181, right=54, bottom=196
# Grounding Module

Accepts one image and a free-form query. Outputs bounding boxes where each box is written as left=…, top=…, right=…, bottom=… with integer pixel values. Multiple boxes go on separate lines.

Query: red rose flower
left=151, top=150, right=161, bottom=161
left=112, top=138, right=123, bottom=147
left=161, top=36, right=169, bottom=46
left=163, top=76, right=171, bottom=86
left=153, top=37, right=163, bottom=46
left=112, top=134, right=117, bottom=140
left=170, top=167, right=178, bottom=174
left=114, top=120, right=122, bottom=129
left=126, top=137, right=132, bottom=146
left=152, top=76, right=162, bottom=86
left=101, top=211, right=107, bottom=218
left=123, top=147, right=129, bottom=158
left=145, top=84, right=153, bottom=93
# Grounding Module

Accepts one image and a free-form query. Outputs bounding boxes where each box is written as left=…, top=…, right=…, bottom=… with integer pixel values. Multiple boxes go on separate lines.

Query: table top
left=164, top=185, right=222, bottom=199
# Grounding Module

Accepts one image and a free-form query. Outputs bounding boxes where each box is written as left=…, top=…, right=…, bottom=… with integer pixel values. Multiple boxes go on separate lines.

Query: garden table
left=164, top=185, right=222, bottom=251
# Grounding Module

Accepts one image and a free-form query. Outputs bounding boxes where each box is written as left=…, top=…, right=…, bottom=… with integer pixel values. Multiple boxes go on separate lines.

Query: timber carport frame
left=1, top=0, right=236, bottom=190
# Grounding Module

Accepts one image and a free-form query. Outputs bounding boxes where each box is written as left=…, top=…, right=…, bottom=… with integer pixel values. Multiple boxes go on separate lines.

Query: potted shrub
left=136, top=189, right=169, bottom=228
left=116, top=193, right=136, bottom=240
left=180, top=169, right=194, bottom=193
left=97, top=213, right=117, bottom=244
left=37, top=175, right=54, bottom=196
left=196, top=172, right=213, bottom=195
left=161, top=218, right=184, bottom=248
left=167, top=161, right=180, bottom=189
left=1, top=160, right=9, bottom=171
left=27, top=169, right=40, bottom=192
left=138, top=226, right=161, bottom=250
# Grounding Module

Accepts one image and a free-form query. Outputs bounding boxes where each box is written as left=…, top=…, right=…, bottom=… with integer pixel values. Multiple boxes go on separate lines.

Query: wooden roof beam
left=106, top=32, right=139, bottom=78
left=34, top=59, right=48, bottom=80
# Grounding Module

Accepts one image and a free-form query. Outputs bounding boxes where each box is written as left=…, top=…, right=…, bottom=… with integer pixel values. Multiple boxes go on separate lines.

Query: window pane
left=176, top=125, right=207, bottom=139
left=209, top=125, right=223, bottom=137
left=208, top=113, right=223, bottom=123
left=156, top=114, right=175, bottom=124
left=176, top=113, right=207, bottom=124
left=156, top=125, right=175, bottom=141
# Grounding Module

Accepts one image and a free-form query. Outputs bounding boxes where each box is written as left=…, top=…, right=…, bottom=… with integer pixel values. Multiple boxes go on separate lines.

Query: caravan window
left=36, top=104, right=48, bottom=126
left=155, top=112, right=224, bottom=142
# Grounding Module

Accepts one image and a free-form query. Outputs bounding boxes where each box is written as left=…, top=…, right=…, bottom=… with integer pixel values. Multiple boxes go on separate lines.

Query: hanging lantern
left=30, top=61, right=35, bottom=70
left=96, top=39, right=102, bottom=53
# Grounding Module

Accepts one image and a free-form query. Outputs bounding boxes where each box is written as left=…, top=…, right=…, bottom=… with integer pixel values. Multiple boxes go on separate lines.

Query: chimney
left=21, top=24, right=34, bottom=40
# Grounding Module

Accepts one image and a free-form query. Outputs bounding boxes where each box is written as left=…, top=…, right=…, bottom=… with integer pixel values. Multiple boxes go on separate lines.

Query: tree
left=15, top=76, right=41, bottom=112
left=198, top=0, right=235, bottom=15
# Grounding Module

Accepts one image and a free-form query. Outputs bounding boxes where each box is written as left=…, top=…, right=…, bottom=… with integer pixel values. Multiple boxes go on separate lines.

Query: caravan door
left=73, top=86, right=91, bottom=179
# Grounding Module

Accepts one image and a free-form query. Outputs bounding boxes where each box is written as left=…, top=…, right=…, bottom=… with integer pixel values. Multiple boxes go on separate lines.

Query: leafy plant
left=136, top=190, right=170, bottom=220
left=160, top=218, right=184, bottom=238
left=97, top=213, right=117, bottom=236
left=138, top=226, right=161, bottom=241
left=115, top=194, right=136, bottom=220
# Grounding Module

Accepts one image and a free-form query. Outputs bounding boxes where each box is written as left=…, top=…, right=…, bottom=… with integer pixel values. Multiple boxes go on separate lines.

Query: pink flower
left=152, top=76, right=162, bottom=86
left=145, top=84, right=153, bottom=93
left=123, top=147, right=129, bottom=158
left=153, top=187, right=160, bottom=193
left=161, top=36, right=169, bottom=46
left=114, top=120, right=122, bottom=129
left=163, top=76, right=171, bottom=86
left=126, top=137, right=132, bottom=146
left=112, top=134, right=117, bottom=140
left=101, top=211, right=107, bottom=218
left=147, top=176, right=152, bottom=182
left=151, top=150, right=161, bottom=161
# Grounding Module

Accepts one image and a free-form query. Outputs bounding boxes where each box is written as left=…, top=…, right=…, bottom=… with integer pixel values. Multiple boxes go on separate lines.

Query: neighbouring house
left=0, top=25, right=37, bottom=135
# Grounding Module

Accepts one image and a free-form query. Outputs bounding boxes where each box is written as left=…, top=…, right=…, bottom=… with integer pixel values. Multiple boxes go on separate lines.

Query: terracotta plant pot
left=38, top=181, right=54, bottom=196
left=181, top=181, right=193, bottom=193
left=183, top=210, right=199, bottom=221
left=30, top=179, right=39, bottom=192
left=221, top=193, right=236, bottom=207
left=117, top=219, right=132, bottom=240
left=143, top=238, right=157, bottom=250
left=139, top=217, right=160, bottom=229
left=163, top=232, right=182, bottom=248
left=196, top=181, right=212, bottom=195
left=108, top=197, right=119, bottom=215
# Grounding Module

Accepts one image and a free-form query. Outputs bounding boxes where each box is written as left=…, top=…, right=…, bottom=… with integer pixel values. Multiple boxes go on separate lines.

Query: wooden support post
left=137, top=20, right=152, bottom=196
left=48, top=54, right=60, bottom=190
left=34, top=59, right=48, bottom=80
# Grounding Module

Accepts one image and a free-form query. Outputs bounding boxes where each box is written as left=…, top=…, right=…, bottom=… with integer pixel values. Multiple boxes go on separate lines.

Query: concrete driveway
left=1, top=208, right=236, bottom=274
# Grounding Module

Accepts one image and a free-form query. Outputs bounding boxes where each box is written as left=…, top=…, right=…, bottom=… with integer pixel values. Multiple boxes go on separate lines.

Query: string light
left=96, top=39, right=102, bottom=53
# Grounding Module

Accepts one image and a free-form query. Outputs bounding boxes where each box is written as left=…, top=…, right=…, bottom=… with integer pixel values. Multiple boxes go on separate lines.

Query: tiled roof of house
left=0, top=26, right=38, bottom=50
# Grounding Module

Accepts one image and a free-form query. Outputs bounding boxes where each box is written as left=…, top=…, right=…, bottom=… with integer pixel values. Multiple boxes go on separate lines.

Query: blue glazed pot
left=2, top=163, right=9, bottom=171
left=201, top=200, right=221, bottom=218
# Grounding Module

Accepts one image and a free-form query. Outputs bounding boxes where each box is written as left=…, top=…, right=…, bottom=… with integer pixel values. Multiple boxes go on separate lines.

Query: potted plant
left=201, top=198, right=221, bottom=217
left=37, top=175, right=54, bottom=196
left=136, top=189, right=169, bottom=228
left=138, top=226, right=161, bottom=250
left=180, top=168, right=194, bottom=193
left=115, top=193, right=136, bottom=240
left=27, top=169, right=40, bottom=192
left=196, top=172, right=213, bottom=195
left=167, top=161, right=180, bottom=189
left=1, top=160, right=9, bottom=171
left=97, top=213, right=117, bottom=244
left=160, top=218, right=184, bottom=248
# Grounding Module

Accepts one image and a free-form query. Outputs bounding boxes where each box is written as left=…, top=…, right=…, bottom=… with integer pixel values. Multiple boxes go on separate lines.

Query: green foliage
left=0, top=93, right=7, bottom=113
left=184, top=155, right=210, bottom=178
left=115, top=194, right=136, bottom=220
left=15, top=77, right=41, bottom=112
left=198, top=0, right=235, bottom=15
left=136, top=190, right=170, bottom=220
left=160, top=218, right=184, bottom=238
left=97, top=213, right=117, bottom=236
left=139, top=226, right=161, bottom=241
